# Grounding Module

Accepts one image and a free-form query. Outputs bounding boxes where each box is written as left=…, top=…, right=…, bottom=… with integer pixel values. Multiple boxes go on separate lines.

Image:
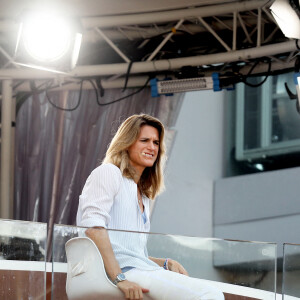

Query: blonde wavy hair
left=103, top=114, right=166, bottom=199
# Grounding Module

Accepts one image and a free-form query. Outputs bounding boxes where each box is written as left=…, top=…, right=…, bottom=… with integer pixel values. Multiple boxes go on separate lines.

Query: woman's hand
left=168, top=259, right=189, bottom=276
left=117, top=280, right=149, bottom=300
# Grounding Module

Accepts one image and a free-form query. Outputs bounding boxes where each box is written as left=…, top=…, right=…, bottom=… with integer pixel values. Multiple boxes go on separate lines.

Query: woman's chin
left=142, top=162, right=155, bottom=168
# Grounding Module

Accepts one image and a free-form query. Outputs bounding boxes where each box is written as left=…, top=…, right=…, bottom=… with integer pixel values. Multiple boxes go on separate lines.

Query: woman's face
left=127, top=125, right=159, bottom=174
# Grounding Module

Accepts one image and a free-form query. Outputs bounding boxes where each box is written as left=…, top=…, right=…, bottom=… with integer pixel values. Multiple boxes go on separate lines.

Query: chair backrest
left=65, top=237, right=123, bottom=300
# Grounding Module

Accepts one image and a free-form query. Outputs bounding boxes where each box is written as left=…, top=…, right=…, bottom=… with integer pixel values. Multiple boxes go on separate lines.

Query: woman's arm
left=86, top=227, right=122, bottom=280
left=86, top=227, right=149, bottom=300
left=148, top=256, right=189, bottom=276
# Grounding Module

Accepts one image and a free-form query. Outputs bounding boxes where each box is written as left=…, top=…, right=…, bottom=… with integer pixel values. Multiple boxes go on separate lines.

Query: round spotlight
left=22, top=12, right=71, bottom=63
left=14, top=9, right=82, bottom=72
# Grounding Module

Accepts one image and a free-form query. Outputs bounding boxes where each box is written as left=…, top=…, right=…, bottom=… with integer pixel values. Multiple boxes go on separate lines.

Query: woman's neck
left=130, top=165, right=144, bottom=184
left=133, top=172, right=141, bottom=184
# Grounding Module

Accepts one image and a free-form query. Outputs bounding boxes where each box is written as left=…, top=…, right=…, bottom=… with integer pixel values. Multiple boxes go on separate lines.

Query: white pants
left=126, top=269, right=224, bottom=300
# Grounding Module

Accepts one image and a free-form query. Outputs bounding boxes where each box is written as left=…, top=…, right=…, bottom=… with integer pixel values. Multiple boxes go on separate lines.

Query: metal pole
left=198, top=17, right=231, bottom=52
left=10, top=94, right=16, bottom=218
left=14, top=59, right=296, bottom=92
left=80, top=0, right=269, bottom=29
left=233, top=12, right=237, bottom=51
left=1, top=79, right=13, bottom=219
left=94, top=27, right=131, bottom=63
left=0, top=46, right=20, bottom=69
left=0, top=40, right=296, bottom=79
left=237, top=12, right=252, bottom=43
left=147, top=19, right=184, bottom=61
left=257, top=8, right=262, bottom=47
left=47, top=90, right=68, bottom=261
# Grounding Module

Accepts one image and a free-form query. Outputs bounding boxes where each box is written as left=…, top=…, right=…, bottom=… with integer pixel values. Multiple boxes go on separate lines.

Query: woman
left=77, top=114, right=224, bottom=300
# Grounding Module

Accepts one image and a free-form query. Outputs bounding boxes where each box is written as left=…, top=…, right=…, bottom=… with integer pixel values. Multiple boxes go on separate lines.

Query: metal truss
left=0, top=0, right=298, bottom=87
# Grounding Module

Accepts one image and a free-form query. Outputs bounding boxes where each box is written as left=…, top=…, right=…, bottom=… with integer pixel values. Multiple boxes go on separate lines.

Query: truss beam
left=147, top=19, right=184, bottom=61
left=81, top=0, right=269, bottom=28
left=0, top=80, right=13, bottom=219
left=233, top=12, right=237, bottom=51
left=257, top=8, right=262, bottom=47
left=83, top=20, right=259, bottom=43
left=198, top=17, right=231, bottom=52
left=0, top=41, right=296, bottom=80
left=238, top=12, right=252, bottom=44
left=13, top=58, right=296, bottom=92
left=94, top=27, right=131, bottom=63
left=212, top=16, right=232, bottom=31
left=0, top=46, right=19, bottom=69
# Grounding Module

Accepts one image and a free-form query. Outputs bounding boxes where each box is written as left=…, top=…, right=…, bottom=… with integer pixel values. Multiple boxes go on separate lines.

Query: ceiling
left=0, top=0, right=298, bottom=90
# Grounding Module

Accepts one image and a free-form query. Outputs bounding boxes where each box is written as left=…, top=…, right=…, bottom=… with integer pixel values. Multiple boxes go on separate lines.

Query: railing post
left=1, top=79, right=13, bottom=219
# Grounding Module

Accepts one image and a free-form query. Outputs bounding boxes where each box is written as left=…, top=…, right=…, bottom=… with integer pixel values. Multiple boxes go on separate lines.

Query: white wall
left=214, top=165, right=300, bottom=257
left=151, top=90, right=225, bottom=237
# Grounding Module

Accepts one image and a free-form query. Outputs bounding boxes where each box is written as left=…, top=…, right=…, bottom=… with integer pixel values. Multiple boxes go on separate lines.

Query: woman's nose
left=148, top=142, right=155, bottom=150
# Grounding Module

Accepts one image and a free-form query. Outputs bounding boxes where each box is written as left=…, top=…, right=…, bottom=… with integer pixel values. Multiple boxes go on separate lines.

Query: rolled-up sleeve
left=77, top=164, right=122, bottom=228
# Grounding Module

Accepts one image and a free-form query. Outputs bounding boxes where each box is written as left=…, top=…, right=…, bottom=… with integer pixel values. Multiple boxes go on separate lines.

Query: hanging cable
left=45, top=80, right=83, bottom=111
left=122, top=61, right=134, bottom=92
left=239, top=59, right=272, bottom=88
left=87, top=77, right=150, bottom=106
left=95, top=78, right=105, bottom=97
left=25, top=79, right=82, bottom=111
left=18, top=75, right=150, bottom=111
left=19, top=79, right=75, bottom=102
left=296, top=39, right=300, bottom=51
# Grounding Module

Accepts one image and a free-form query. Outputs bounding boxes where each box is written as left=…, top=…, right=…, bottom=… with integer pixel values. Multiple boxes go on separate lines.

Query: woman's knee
left=211, top=289, right=225, bottom=300
left=201, top=286, right=224, bottom=300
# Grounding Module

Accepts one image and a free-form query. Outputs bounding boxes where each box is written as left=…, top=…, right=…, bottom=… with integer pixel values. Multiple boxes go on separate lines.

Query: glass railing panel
left=52, top=224, right=277, bottom=300
left=282, top=243, right=300, bottom=299
left=0, top=219, right=47, bottom=300
left=52, top=224, right=85, bottom=300
left=148, top=235, right=277, bottom=296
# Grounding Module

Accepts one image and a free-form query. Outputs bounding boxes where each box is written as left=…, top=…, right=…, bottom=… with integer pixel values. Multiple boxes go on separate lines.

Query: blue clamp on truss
left=150, top=78, right=159, bottom=97
left=212, top=72, right=235, bottom=91
left=150, top=77, right=174, bottom=97
left=212, top=72, right=221, bottom=91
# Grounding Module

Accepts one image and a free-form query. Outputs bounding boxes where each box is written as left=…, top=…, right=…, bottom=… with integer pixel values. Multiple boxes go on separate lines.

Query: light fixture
left=150, top=77, right=216, bottom=96
left=14, top=10, right=82, bottom=72
left=150, top=73, right=236, bottom=97
left=295, top=73, right=300, bottom=113
left=270, top=0, right=300, bottom=39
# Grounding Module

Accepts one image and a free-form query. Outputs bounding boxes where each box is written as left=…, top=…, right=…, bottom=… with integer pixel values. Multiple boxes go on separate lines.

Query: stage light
left=150, top=73, right=236, bottom=97
left=295, top=74, right=300, bottom=113
left=14, top=10, right=82, bottom=72
left=150, top=77, right=214, bottom=96
left=22, top=13, right=71, bottom=62
left=270, top=0, right=300, bottom=39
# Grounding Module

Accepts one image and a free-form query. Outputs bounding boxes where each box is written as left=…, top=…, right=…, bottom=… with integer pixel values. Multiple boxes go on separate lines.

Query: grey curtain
left=14, top=87, right=183, bottom=227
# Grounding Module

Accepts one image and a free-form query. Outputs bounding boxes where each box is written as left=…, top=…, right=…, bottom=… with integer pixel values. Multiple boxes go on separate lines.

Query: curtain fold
left=14, top=87, right=183, bottom=226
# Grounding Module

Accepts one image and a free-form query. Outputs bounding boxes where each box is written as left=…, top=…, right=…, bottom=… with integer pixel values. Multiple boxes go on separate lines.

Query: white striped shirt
left=76, top=163, right=160, bottom=270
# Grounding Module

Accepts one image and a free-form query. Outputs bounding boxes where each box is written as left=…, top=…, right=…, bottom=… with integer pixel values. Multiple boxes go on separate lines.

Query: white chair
left=65, top=237, right=124, bottom=300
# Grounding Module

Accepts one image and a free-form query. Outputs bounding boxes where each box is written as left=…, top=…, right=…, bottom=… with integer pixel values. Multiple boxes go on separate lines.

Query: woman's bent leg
left=126, top=269, right=224, bottom=300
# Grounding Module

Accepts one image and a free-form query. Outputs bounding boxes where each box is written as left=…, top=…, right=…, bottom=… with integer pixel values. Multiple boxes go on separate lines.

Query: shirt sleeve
left=78, top=163, right=122, bottom=228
